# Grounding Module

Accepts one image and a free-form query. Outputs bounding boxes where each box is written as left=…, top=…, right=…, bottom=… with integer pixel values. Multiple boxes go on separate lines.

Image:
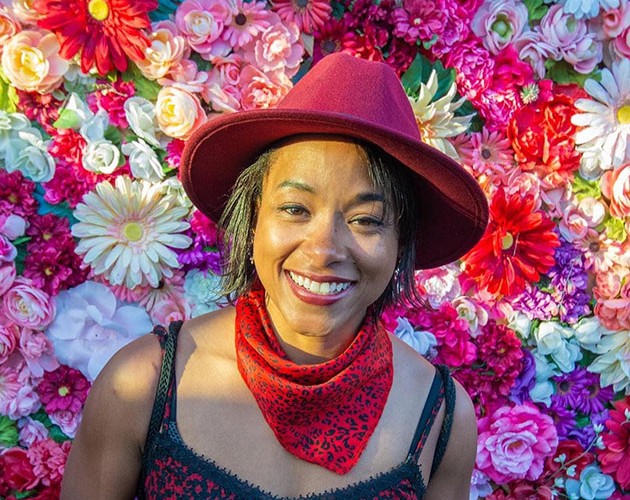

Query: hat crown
left=278, top=53, right=420, bottom=141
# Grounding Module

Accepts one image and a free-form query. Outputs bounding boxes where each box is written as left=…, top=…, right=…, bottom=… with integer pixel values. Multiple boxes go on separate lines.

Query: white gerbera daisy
left=72, top=176, right=192, bottom=289
left=409, top=70, right=473, bottom=160
left=572, top=59, right=630, bottom=178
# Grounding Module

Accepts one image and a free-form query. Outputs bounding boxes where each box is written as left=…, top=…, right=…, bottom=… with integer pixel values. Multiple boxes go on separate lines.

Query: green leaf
left=401, top=54, right=456, bottom=100
left=605, top=216, right=627, bottom=242
left=53, top=108, right=82, bottom=130
left=545, top=60, right=599, bottom=87
left=572, top=172, right=601, bottom=200
left=0, top=69, right=18, bottom=113
left=104, top=125, right=123, bottom=145
left=29, top=410, right=70, bottom=443
left=121, top=65, right=162, bottom=102
left=33, top=184, right=77, bottom=224
left=331, top=0, right=345, bottom=18
left=0, top=416, right=19, bottom=448
left=523, top=0, right=549, bottom=22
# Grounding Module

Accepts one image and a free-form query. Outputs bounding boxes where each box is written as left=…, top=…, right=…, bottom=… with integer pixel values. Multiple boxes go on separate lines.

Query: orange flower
left=463, top=188, right=560, bottom=298
left=34, top=0, right=156, bottom=75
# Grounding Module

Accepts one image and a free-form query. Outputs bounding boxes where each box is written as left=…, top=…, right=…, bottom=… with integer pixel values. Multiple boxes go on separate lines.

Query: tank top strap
left=144, top=321, right=182, bottom=448
left=406, top=365, right=456, bottom=478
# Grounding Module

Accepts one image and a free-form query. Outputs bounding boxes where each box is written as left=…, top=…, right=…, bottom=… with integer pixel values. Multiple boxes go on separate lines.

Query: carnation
left=477, top=403, right=559, bottom=483
left=26, top=438, right=71, bottom=487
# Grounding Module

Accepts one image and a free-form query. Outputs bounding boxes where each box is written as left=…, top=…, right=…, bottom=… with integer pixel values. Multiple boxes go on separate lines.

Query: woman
left=61, top=53, right=488, bottom=499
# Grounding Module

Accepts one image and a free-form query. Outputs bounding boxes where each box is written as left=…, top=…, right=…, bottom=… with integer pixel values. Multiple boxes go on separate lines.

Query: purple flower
left=548, top=402, right=576, bottom=439
left=509, top=349, right=536, bottom=405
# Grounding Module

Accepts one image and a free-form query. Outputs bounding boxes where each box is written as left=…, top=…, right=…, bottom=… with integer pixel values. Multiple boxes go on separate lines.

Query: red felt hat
left=180, top=52, right=488, bottom=269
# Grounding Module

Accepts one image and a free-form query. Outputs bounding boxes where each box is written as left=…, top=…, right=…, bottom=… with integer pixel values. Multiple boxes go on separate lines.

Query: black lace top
left=137, top=322, right=456, bottom=499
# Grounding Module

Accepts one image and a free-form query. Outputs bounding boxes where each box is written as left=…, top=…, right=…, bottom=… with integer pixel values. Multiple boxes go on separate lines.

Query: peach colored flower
left=1, top=277, right=55, bottom=330
left=136, top=20, right=188, bottom=80
left=239, top=64, right=291, bottom=110
left=601, top=162, right=630, bottom=219
left=1, top=29, right=68, bottom=93
left=8, top=0, right=42, bottom=24
left=155, top=85, right=207, bottom=140
left=0, top=7, right=21, bottom=49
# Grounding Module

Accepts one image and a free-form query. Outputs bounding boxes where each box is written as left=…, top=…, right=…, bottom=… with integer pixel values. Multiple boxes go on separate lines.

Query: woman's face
left=252, top=137, right=399, bottom=347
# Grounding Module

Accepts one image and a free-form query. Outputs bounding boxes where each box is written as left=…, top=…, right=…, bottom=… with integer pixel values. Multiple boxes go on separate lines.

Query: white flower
left=72, top=176, right=192, bottom=289
left=572, top=59, right=630, bottom=175
left=530, top=351, right=558, bottom=406
left=507, top=311, right=534, bottom=340
left=183, top=269, right=227, bottom=317
left=82, top=140, right=121, bottom=174
left=161, top=176, right=194, bottom=210
left=534, top=321, right=583, bottom=373
left=588, top=327, right=630, bottom=394
left=121, top=138, right=164, bottom=181
left=59, top=92, right=94, bottom=129
left=124, top=96, right=162, bottom=147
left=3, top=126, right=55, bottom=182
left=559, top=0, right=620, bottom=19
left=80, top=108, right=109, bottom=142
left=393, top=317, right=438, bottom=357
left=0, top=111, right=30, bottom=155
left=574, top=316, right=614, bottom=351
left=45, top=281, right=153, bottom=381
left=409, top=71, right=473, bottom=159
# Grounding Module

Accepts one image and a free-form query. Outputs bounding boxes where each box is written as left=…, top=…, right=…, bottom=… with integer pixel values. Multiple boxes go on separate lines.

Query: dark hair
left=217, top=137, right=422, bottom=315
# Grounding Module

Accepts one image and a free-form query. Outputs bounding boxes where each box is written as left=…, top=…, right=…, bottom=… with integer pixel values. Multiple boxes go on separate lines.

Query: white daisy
left=588, top=328, right=630, bottom=395
left=409, top=70, right=474, bottom=160
left=572, top=59, right=630, bottom=178
left=72, top=176, right=192, bottom=289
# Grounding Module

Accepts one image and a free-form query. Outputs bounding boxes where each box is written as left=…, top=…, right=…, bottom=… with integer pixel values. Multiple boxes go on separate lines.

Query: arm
left=61, top=334, right=163, bottom=500
left=424, top=380, right=478, bottom=500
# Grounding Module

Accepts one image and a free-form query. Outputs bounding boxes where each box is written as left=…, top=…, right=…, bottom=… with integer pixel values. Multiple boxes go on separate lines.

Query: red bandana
left=235, top=286, right=394, bottom=475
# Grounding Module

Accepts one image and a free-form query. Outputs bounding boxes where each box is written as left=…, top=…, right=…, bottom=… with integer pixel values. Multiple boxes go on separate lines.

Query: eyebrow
left=276, top=180, right=385, bottom=205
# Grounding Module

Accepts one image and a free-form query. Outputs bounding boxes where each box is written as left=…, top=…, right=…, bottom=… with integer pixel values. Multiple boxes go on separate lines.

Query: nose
left=302, top=213, right=348, bottom=266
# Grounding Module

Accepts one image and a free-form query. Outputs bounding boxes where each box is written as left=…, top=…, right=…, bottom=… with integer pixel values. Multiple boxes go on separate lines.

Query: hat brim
left=180, top=109, right=489, bottom=269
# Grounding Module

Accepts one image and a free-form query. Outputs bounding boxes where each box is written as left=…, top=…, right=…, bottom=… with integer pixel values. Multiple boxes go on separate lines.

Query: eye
left=279, top=204, right=309, bottom=217
left=350, top=216, right=384, bottom=228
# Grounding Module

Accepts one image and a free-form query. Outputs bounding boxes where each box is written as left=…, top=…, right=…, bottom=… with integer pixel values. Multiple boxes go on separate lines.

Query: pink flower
left=271, top=0, right=331, bottom=34
left=27, top=438, right=71, bottom=487
left=601, top=162, right=630, bottom=219
left=149, top=297, right=191, bottom=325
left=2, top=277, right=56, bottom=330
left=136, top=20, right=188, bottom=80
left=19, top=328, right=59, bottom=378
left=0, top=366, right=41, bottom=419
left=155, top=85, right=206, bottom=140
left=0, top=322, right=19, bottom=365
left=0, top=7, right=21, bottom=49
left=238, top=64, right=291, bottom=110
left=477, top=403, right=558, bottom=483
left=175, top=0, right=231, bottom=59
left=37, top=364, right=90, bottom=414
left=471, top=0, right=529, bottom=55
left=463, top=128, right=514, bottom=178
left=18, top=417, right=50, bottom=447
left=513, top=30, right=556, bottom=80
left=0, top=169, right=37, bottom=219
left=87, top=78, right=135, bottom=129
left=242, top=15, right=304, bottom=78
left=444, top=35, right=494, bottom=101
left=0, top=262, right=16, bottom=296
left=49, top=410, right=82, bottom=438
left=0, top=447, right=39, bottom=491
left=598, top=397, right=630, bottom=490
left=223, top=0, right=272, bottom=49
left=0, top=234, right=16, bottom=263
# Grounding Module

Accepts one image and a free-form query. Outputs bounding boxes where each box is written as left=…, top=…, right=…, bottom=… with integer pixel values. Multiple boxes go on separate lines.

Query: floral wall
left=0, top=0, right=628, bottom=497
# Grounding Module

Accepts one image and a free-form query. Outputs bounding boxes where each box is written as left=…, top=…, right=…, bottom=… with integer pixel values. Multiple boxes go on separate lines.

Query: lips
left=288, top=271, right=352, bottom=295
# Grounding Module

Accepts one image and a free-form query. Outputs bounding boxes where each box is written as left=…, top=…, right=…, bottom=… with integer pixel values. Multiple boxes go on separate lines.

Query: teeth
left=289, top=272, right=350, bottom=295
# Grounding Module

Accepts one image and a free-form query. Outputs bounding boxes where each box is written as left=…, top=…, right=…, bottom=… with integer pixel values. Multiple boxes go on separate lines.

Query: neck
left=273, top=330, right=356, bottom=365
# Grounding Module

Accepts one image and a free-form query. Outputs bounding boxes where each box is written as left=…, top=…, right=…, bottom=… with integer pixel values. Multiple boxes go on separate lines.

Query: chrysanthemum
left=222, top=0, right=272, bottom=49
left=272, top=0, right=331, bottom=34
left=572, top=59, right=630, bottom=176
left=72, top=176, right=192, bottom=289
left=409, top=70, right=474, bottom=159
left=463, top=188, right=561, bottom=298
left=34, top=0, right=157, bottom=75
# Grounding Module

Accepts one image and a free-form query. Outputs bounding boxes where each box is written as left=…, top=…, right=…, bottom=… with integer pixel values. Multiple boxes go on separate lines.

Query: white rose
left=535, top=322, right=582, bottom=372
left=160, top=176, right=193, bottom=210
left=122, top=139, right=164, bottom=181
left=80, top=108, right=109, bottom=142
left=393, top=317, right=437, bottom=357
left=124, top=96, right=161, bottom=147
left=4, top=128, right=55, bottom=182
left=82, top=140, right=121, bottom=174
left=155, top=86, right=206, bottom=140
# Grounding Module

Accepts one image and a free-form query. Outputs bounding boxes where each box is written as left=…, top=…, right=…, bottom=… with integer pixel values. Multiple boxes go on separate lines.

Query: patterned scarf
left=235, top=286, right=393, bottom=475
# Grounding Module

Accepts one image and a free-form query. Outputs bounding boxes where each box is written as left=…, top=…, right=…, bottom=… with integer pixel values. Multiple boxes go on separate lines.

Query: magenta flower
left=26, top=437, right=71, bottom=488
left=477, top=403, right=559, bottom=483
left=37, top=364, right=90, bottom=414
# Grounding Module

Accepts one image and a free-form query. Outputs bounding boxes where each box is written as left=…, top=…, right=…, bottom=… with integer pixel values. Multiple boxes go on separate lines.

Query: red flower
left=508, top=84, right=587, bottom=188
left=463, top=188, right=560, bottom=298
left=0, top=447, right=39, bottom=491
left=544, top=439, right=594, bottom=477
left=598, top=396, right=630, bottom=489
left=34, top=0, right=157, bottom=75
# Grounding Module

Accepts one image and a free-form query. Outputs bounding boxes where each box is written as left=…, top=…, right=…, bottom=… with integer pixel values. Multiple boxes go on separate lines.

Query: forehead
left=263, top=136, right=377, bottom=192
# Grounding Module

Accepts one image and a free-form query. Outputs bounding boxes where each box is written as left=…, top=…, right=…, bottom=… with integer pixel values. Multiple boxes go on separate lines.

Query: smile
left=288, top=271, right=352, bottom=295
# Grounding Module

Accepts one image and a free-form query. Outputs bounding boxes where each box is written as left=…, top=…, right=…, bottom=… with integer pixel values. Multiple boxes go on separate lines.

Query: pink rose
left=601, top=163, right=630, bottom=219
left=19, top=328, right=59, bottom=378
left=513, top=31, right=555, bottom=80
left=2, top=277, right=56, bottom=330
left=243, top=16, right=304, bottom=77
left=239, top=64, right=292, bottom=110
left=0, top=262, right=16, bottom=296
left=558, top=206, right=590, bottom=242
left=477, top=403, right=558, bottom=483
left=158, top=58, right=209, bottom=94
left=611, top=25, right=630, bottom=60
left=49, top=410, right=82, bottom=438
left=155, top=85, right=206, bottom=140
left=175, top=0, right=231, bottom=59
left=471, top=0, right=529, bottom=55
left=0, top=366, right=41, bottom=419
left=0, top=322, right=19, bottom=364
left=18, top=417, right=49, bottom=447
left=149, top=297, right=191, bottom=325
left=0, top=213, right=26, bottom=239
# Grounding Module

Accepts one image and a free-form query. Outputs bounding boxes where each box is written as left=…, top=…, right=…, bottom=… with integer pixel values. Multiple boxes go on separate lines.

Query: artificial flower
left=587, top=327, right=630, bottom=394
left=597, top=397, right=630, bottom=489
left=572, top=59, right=630, bottom=175
left=463, top=188, right=560, bottom=298
left=565, top=463, right=616, bottom=500
left=72, top=176, right=191, bottom=289
left=174, top=0, right=231, bottom=60
left=36, top=365, right=89, bottom=415
left=601, top=162, right=630, bottom=219
left=393, top=317, right=438, bottom=358
left=222, top=0, right=272, bottom=49
left=471, top=0, right=529, bottom=55
left=1, top=277, right=55, bottom=331
left=154, top=85, right=206, bottom=140
left=34, top=0, right=157, bottom=75
left=26, top=437, right=70, bottom=488
left=136, top=20, right=187, bottom=81
left=271, top=0, right=332, bottom=34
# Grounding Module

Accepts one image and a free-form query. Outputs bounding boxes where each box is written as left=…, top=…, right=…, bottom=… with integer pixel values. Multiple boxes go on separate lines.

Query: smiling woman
left=60, top=53, right=489, bottom=499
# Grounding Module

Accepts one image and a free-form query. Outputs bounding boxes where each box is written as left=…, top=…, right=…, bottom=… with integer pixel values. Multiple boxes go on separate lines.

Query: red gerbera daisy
left=598, top=397, right=630, bottom=490
left=463, top=188, right=560, bottom=298
left=33, top=0, right=157, bottom=75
